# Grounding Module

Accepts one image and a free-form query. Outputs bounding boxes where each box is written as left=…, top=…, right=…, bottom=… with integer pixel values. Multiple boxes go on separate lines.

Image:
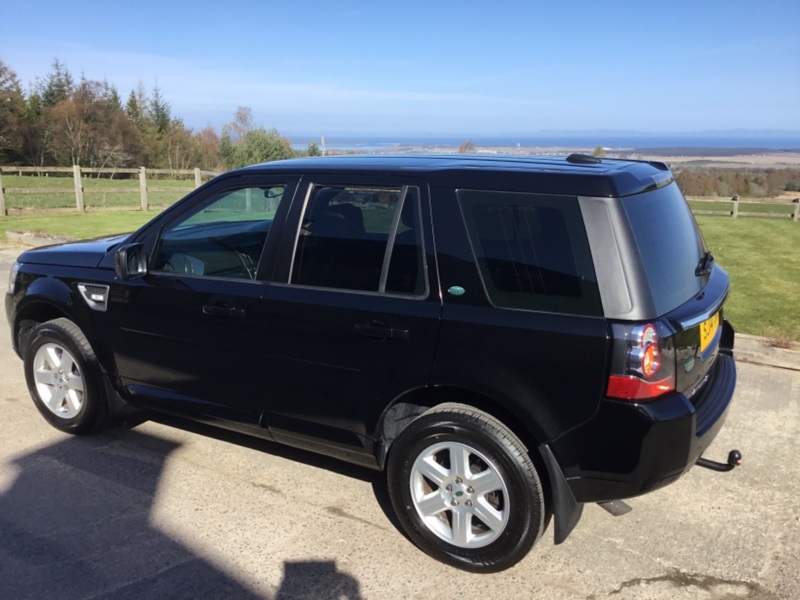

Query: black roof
left=234, top=154, right=674, bottom=198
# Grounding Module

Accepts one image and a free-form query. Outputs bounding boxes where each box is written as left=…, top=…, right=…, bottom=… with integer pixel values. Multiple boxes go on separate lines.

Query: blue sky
left=3, top=0, right=799, bottom=137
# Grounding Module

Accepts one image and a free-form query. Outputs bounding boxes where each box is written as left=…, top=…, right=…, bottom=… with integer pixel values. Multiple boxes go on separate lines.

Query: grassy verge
left=0, top=211, right=158, bottom=243
left=696, top=216, right=800, bottom=342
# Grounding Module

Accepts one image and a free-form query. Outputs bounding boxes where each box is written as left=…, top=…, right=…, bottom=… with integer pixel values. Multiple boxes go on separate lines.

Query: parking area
left=1, top=244, right=798, bottom=599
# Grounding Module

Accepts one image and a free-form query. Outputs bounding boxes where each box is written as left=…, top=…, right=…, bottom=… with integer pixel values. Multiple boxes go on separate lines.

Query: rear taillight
left=608, top=322, right=675, bottom=401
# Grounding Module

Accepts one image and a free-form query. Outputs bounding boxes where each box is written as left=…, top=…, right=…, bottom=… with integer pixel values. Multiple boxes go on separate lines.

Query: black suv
left=5, top=154, right=737, bottom=572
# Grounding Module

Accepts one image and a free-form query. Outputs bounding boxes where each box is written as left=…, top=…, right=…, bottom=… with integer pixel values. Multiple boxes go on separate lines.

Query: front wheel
left=386, top=403, right=548, bottom=572
left=23, top=318, right=109, bottom=435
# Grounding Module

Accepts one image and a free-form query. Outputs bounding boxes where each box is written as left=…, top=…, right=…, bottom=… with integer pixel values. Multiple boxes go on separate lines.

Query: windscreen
left=622, top=183, right=707, bottom=315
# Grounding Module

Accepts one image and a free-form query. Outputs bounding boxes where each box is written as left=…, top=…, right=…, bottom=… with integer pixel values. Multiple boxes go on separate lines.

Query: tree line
left=3, top=58, right=799, bottom=197
left=0, top=59, right=321, bottom=173
left=673, top=167, right=800, bottom=198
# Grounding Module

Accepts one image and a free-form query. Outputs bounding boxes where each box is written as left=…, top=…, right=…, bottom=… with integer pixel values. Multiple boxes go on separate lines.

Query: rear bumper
left=551, top=352, right=737, bottom=503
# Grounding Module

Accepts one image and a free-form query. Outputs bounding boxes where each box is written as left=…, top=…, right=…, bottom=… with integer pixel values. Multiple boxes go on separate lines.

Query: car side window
left=458, top=190, right=602, bottom=316
left=153, top=185, right=286, bottom=280
left=290, top=184, right=426, bottom=296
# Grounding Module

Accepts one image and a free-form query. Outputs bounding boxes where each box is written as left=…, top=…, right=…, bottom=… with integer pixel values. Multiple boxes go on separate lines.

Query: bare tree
left=195, top=126, right=221, bottom=170
left=223, top=106, right=255, bottom=144
left=459, top=140, right=476, bottom=153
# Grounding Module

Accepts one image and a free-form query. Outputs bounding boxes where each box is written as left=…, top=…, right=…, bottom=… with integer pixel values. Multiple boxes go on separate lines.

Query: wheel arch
left=14, top=300, right=131, bottom=417
left=377, top=385, right=548, bottom=466
left=376, top=386, right=553, bottom=503
left=13, top=299, right=72, bottom=357
left=376, top=386, right=588, bottom=546
left=23, top=316, right=113, bottom=434
left=383, top=395, right=552, bottom=571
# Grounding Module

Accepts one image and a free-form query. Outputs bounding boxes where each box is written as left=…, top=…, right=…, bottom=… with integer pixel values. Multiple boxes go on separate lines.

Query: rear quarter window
left=622, top=183, right=706, bottom=315
left=457, top=190, right=602, bottom=316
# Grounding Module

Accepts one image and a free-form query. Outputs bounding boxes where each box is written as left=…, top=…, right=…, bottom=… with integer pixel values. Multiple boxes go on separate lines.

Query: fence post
left=730, top=195, right=739, bottom=218
left=73, top=165, right=85, bottom=212
left=194, top=168, right=202, bottom=189
left=793, top=198, right=799, bottom=223
left=139, top=167, right=148, bottom=211
left=0, top=172, right=6, bottom=216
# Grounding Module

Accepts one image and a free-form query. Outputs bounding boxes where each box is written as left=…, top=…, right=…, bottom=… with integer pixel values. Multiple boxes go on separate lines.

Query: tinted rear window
left=458, top=190, right=602, bottom=316
left=622, top=183, right=706, bottom=314
left=290, top=184, right=426, bottom=296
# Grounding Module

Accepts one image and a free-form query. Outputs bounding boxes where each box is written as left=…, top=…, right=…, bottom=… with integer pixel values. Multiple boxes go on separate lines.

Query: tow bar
left=598, top=449, right=742, bottom=518
left=696, top=449, right=742, bottom=472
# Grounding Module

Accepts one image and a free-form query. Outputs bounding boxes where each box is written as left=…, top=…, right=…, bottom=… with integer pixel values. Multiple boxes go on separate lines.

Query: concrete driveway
left=0, top=244, right=798, bottom=599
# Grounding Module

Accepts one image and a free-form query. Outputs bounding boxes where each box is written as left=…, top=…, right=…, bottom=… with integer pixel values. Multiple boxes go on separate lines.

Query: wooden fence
left=1, top=167, right=798, bottom=222
left=0, top=166, right=219, bottom=215
left=691, top=196, right=800, bottom=222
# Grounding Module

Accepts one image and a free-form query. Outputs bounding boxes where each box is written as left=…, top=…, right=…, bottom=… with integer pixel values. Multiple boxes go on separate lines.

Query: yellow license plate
left=699, top=312, right=720, bottom=353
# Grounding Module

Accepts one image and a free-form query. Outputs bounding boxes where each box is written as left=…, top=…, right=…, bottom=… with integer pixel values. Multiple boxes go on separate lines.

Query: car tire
left=387, top=402, right=548, bottom=572
left=23, top=318, right=109, bottom=435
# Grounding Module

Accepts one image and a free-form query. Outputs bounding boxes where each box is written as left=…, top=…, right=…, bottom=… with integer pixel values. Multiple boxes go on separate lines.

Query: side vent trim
left=77, top=283, right=110, bottom=312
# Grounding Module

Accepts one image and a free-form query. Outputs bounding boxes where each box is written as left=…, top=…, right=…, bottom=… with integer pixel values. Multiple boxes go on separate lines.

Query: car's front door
left=109, top=175, right=297, bottom=427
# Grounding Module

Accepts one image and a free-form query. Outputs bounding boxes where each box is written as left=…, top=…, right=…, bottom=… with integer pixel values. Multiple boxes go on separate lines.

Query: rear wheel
left=24, top=318, right=109, bottom=435
left=387, top=403, right=548, bottom=572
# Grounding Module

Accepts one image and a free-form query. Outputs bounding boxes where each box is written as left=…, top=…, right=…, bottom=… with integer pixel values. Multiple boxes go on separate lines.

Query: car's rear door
left=256, top=175, right=441, bottom=461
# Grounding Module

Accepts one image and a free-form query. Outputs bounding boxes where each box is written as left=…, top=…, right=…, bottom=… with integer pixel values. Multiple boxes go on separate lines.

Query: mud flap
left=539, top=444, right=584, bottom=544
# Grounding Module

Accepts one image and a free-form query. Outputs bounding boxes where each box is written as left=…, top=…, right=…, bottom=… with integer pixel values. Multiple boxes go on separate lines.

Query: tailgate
left=666, top=265, right=731, bottom=400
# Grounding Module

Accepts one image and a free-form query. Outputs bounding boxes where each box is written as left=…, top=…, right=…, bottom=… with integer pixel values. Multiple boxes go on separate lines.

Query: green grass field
left=0, top=211, right=158, bottom=242
left=689, top=199, right=797, bottom=217
left=1, top=174, right=195, bottom=209
left=1, top=206, right=798, bottom=341
left=695, top=216, right=800, bottom=342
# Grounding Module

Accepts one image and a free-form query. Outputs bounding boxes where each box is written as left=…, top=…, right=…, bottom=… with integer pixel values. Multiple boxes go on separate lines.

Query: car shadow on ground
left=134, top=411, right=377, bottom=482
left=136, top=411, right=409, bottom=537
left=0, top=424, right=364, bottom=599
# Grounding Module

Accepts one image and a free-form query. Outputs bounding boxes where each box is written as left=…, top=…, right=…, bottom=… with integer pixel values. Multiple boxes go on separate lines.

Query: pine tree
left=125, top=90, right=142, bottom=125
left=102, top=80, right=122, bottom=111
left=39, top=58, right=74, bottom=108
left=149, top=83, right=171, bottom=134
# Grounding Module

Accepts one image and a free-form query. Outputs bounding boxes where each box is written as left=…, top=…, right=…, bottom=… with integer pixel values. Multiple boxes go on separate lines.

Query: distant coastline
left=291, top=135, right=800, bottom=155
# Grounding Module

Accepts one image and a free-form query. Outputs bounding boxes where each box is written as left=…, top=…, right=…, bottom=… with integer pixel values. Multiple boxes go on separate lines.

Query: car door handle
left=202, top=304, right=246, bottom=319
left=354, top=321, right=409, bottom=341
